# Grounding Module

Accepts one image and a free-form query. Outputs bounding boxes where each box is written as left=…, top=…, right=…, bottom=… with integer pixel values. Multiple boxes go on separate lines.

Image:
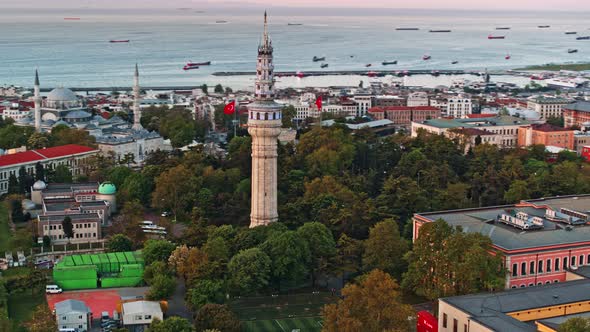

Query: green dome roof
left=98, top=182, right=116, bottom=195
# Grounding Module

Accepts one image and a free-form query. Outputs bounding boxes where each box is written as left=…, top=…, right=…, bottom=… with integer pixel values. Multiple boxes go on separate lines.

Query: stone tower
left=247, top=11, right=282, bottom=228
left=34, top=69, right=41, bottom=132
left=132, top=63, right=143, bottom=130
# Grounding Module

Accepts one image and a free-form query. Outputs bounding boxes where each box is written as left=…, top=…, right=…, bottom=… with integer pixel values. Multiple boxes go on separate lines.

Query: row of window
left=249, top=111, right=282, bottom=120
left=74, top=232, right=97, bottom=239
left=442, top=313, right=466, bottom=332
left=134, top=315, right=152, bottom=320
left=512, top=280, right=560, bottom=289
left=511, top=255, right=589, bottom=277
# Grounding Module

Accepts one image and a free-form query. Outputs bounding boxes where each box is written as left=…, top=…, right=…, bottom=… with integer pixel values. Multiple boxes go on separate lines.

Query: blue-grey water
left=0, top=8, right=589, bottom=89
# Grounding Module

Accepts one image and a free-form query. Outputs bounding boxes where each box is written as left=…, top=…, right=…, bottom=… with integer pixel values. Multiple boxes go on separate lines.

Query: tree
left=35, top=162, right=45, bottom=181
left=227, top=248, right=272, bottom=295
left=504, top=180, right=530, bottom=203
left=330, top=234, right=363, bottom=282
left=22, top=304, right=58, bottom=332
left=169, top=246, right=213, bottom=284
left=119, top=172, right=153, bottom=205
left=559, top=317, right=590, bottom=332
left=107, top=166, right=133, bottom=189
left=62, top=216, right=74, bottom=239
left=148, top=317, right=194, bottom=332
left=261, top=231, right=311, bottom=290
left=51, top=164, right=73, bottom=183
left=322, top=269, right=414, bottom=332
left=214, top=84, right=224, bottom=94
left=185, top=279, right=225, bottom=312
left=106, top=234, right=133, bottom=252
left=296, top=222, right=336, bottom=286
left=362, top=219, right=409, bottom=278
left=7, top=174, right=19, bottom=195
left=144, top=261, right=173, bottom=284
left=152, top=164, right=199, bottom=219
left=402, top=220, right=505, bottom=301
left=143, top=240, right=176, bottom=265
left=147, top=274, right=176, bottom=300
left=201, top=84, right=209, bottom=94
left=281, top=105, right=296, bottom=128
left=194, top=304, right=240, bottom=332
left=27, top=132, right=50, bottom=149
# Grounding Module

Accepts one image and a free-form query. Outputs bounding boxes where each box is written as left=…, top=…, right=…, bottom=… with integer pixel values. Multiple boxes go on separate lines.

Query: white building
left=352, top=93, right=372, bottom=117
left=55, top=299, right=92, bottom=332
left=122, top=301, right=164, bottom=328
left=0, top=144, right=98, bottom=195
left=407, top=92, right=429, bottom=107
left=430, top=94, right=472, bottom=118
left=527, top=96, right=571, bottom=119
left=1, top=101, right=31, bottom=122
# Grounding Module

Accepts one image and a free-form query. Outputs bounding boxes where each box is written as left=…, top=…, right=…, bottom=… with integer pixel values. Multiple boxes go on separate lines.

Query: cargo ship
left=451, top=61, right=459, bottom=64
left=183, top=64, right=199, bottom=71
left=496, top=27, right=511, bottom=30
left=429, top=29, right=451, bottom=33
left=565, top=31, right=577, bottom=35
left=576, top=36, right=590, bottom=40
left=538, top=25, right=550, bottom=28
left=187, top=61, right=211, bottom=66
left=312, top=56, right=325, bottom=62
left=568, top=49, right=578, bottom=53
left=109, top=40, right=130, bottom=43
left=320, top=63, right=329, bottom=68
left=488, top=34, right=505, bottom=39
left=396, top=28, right=419, bottom=31
left=382, top=60, right=397, bottom=65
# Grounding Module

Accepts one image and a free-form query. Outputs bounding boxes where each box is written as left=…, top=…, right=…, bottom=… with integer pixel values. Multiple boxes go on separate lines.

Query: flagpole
left=234, top=98, right=237, bottom=138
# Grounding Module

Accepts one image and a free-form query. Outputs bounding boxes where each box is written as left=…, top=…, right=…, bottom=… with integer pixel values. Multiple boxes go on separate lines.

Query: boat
left=530, top=75, right=545, bottom=80
left=423, top=55, right=431, bottom=60
left=565, top=31, right=577, bottom=34
left=429, top=29, right=451, bottom=33
left=396, top=28, right=419, bottom=31
left=187, top=61, right=211, bottom=66
left=546, top=77, right=587, bottom=89
left=109, top=40, right=130, bottom=43
left=288, top=23, right=303, bottom=26
left=216, top=20, right=228, bottom=24
left=183, top=64, right=199, bottom=71
left=367, top=71, right=378, bottom=77
left=320, top=63, right=329, bottom=68
left=538, top=25, right=550, bottom=28
left=431, top=70, right=440, bottom=76
left=296, top=71, right=306, bottom=78
left=64, top=17, right=81, bottom=20
left=488, top=34, right=505, bottom=39
left=568, top=49, right=578, bottom=53
left=382, top=60, right=397, bottom=65
left=365, top=64, right=372, bottom=67
left=496, top=27, right=511, bottom=30
left=451, top=61, right=459, bottom=64
left=312, top=56, right=325, bottom=62
left=505, top=54, right=511, bottom=60
left=576, top=36, right=590, bottom=40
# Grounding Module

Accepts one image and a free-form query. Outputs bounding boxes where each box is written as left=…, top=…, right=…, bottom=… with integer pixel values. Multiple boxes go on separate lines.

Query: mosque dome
left=64, top=110, right=92, bottom=119
left=47, top=87, right=78, bottom=102
left=32, top=180, right=47, bottom=191
left=53, top=120, right=70, bottom=127
left=98, top=182, right=117, bottom=195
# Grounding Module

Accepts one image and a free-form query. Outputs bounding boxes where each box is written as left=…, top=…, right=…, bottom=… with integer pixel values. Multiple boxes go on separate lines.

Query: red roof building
left=368, top=106, right=441, bottom=127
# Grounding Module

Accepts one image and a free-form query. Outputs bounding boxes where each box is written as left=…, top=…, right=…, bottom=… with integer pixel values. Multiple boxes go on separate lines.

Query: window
left=547, top=259, right=552, bottom=272
left=464, top=324, right=467, bottom=332
left=453, top=319, right=458, bottom=332
left=79, top=315, right=82, bottom=319
left=555, top=258, right=560, bottom=271
left=62, top=317, right=67, bottom=321
left=135, top=315, right=142, bottom=320
left=145, top=315, right=152, bottom=319
left=581, top=255, right=585, bottom=266
left=512, top=263, right=517, bottom=276
left=521, top=262, right=527, bottom=275
left=530, top=261, right=535, bottom=275
left=443, top=313, right=447, bottom=328
left=573, top=256, right=577, bottom=267
left=538, top=260, right=543, bottom=273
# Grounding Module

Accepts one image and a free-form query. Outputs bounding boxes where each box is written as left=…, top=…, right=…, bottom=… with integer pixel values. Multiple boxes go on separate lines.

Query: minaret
left=132, top=64, right=143, bottom=130
left=34, top=70, right=41, bottom=132
left=247, top=11, right=282, bottom=228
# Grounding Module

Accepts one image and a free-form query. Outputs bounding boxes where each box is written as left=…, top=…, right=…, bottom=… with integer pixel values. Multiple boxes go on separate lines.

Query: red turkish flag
left=224, top=100, right=236, bottom=115
left=315, top=96, right=322, bottom=111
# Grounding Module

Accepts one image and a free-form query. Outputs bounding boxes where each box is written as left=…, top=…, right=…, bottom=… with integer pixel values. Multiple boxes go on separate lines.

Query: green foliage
left=559, top=317, right=590, bottom=332
left=50, top=165, right=72, bottom=183
left=147, top=274, right=176, bottom=300
left=362, top=219, right=409, bottom=278
left=148, top=317, right=194, bottom=332
left=107, top=166, right=133, bottom=189
left=143, top=261, right=172, bottom=284
left=227, top=248, right=271, bottom=295
left=141, top=106, right=196, bottom=148
left=106, top=234, right=133, bottom=252
left=194, top=304, right=241, bottom=332
left=62, top=216, right=74, bottom=239
left=261, top=231, right=311, bottom=290
left=185, top=279, right=225, bottom=312
left=296, top=222, right=336, bottom=285
left=214, top=84, right=224, bottom=94
left=143, top=240, right=176, bottom=265
left=0, top=124, right=34, bottom=150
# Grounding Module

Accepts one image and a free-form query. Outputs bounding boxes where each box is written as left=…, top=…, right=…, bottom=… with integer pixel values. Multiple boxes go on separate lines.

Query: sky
left=0, top=0, right=589, bottom=11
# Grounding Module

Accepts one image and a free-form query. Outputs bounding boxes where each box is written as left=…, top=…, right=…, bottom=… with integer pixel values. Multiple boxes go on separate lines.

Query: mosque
left=17, top=66, right=172, bottom=164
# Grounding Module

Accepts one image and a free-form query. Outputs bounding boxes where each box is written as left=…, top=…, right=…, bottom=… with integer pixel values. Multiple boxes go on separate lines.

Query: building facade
left=407, top=92, right=429, bottom=107
left=369, top=106, right=441, bottom=128
left=517, top=124, right=574, bottom=150
left=55, top=299, right=92, bottom=331
left=247, top=12, right=282, bottom=227
left=527, top=97, right=571, bottom=119
left=563, top=101, right=590, bottom=128
left=0, top=144, right=98, bottom=195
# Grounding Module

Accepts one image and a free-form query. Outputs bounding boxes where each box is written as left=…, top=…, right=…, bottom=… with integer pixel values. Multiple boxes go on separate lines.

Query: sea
left=0, top=8, right=589, bottom=90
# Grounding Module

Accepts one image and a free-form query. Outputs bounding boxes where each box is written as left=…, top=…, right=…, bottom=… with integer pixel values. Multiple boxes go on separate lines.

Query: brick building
left=563, top=101, right=590, bottom=128
left=368, top=106, right=440, bottom=128
left=517, top=123, right=574, bottom=150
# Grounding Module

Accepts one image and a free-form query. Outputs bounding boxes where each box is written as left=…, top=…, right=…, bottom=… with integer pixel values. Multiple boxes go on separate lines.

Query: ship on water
left=187, top=61, right=211, bottom=66
left=451, top=61, right=459, bottom=64
left=496, top=27, right=511, bottom=30
left=382, top=60, right=397, bottom=65
left=396, top=28, right=419, bottom=31
left=576, top=36, right=590, bottom=40
left=320, top=63, right=329, bottom=68
left=183, top=64, right=199, bottom=71
left=288, top=23, right=303, bottom=26
left=538, top=25, right=550, bottom=28
left=429, top=29, right=451, bottom=33
left=109, top=40, right=130, bottom=43
left=565, top=31, right=577, bottom=34
left=423, top=55, right=431, bottom=60
left=568, top=49, right=578, bottom=53
left=312, top=56, right=325, bottom=62
left=488, top=34, right=505, bottom=39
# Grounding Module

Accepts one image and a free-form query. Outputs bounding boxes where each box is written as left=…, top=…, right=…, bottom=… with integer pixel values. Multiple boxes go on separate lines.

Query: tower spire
left=132, top=63, right=143, bottom=131
left=34, top=69, right=41, bottom=132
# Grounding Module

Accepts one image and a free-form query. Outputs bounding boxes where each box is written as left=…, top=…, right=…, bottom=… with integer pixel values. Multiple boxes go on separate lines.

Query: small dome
left=98, top=182, right=116, bottom=195
left=53, top=120, right=71, bottom=128
left=65, top=110, right=92, bottom=119
left=33, top=180, right=46, bottom=190
left=47, top=87, right=78, bottom=102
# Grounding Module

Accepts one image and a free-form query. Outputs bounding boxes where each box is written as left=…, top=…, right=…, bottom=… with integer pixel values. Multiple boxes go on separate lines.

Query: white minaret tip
left=35, top=69, right=39, bottom=86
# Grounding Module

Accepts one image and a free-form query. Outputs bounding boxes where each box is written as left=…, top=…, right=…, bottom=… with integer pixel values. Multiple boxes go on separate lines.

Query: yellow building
left=439, top=279, right=590, bottom=332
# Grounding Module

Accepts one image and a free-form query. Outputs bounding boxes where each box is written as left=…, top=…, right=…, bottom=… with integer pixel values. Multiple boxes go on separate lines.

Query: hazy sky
left=1, top=0, right=589, bottom=11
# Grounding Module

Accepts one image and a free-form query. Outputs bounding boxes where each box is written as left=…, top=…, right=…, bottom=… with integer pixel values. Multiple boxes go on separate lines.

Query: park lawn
left=242, top=317, right=323, bottom=332
left=8, top=291, right=46, bottom=332
left=0, top=202, right=11, bottom=253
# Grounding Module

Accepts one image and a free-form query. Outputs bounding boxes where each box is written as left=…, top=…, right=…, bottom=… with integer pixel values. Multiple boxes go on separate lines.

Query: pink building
left=413, top=195, right=590, bottom=289
left=368, top=106, right=440, bottom=127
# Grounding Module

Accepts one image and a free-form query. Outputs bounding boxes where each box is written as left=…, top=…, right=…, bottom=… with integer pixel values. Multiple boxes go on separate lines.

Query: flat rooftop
left=416, top=115, right=532, bottom=129
left=442, top=279, right=590, bottom=332
left=416, top=195, right=590, bottom=252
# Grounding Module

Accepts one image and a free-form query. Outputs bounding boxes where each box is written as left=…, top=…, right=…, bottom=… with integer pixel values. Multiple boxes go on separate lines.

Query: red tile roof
left=530, top=123, right=572, bottom=133
left=0, top=145, right=96, bottom=167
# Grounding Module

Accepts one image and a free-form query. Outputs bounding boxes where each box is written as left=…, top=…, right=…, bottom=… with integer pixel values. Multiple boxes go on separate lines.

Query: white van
left=46, top=285, right=63, bottom=294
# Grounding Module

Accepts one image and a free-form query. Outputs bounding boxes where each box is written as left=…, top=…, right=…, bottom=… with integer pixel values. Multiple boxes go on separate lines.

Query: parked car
left=45, top=285, right=63, bottom=294
left=161, top=211, right=172, bottom=217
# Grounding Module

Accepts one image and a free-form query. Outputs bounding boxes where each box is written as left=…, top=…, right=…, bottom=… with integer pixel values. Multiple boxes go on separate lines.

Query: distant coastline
left=515, top=63, right=590, bottom=71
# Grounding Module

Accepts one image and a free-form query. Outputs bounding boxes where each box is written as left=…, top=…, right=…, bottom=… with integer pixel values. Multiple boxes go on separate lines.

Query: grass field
left=230, top=292, right=337, bottom=332
left=515, top=63, right=590, bottom=71
left=243, top=317, right=324, bottom=332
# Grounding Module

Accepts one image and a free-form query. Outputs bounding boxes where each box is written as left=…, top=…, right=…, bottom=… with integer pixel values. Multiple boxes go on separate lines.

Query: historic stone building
left=247, top=12, right=282, bottom=228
